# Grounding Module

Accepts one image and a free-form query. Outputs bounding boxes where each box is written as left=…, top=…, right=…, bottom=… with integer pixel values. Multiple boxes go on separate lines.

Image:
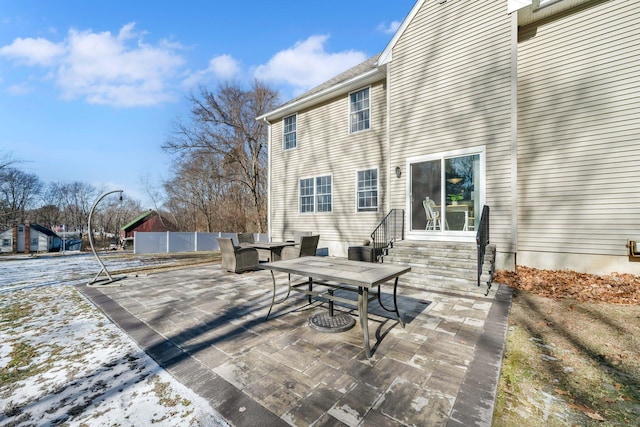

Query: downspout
left=386, top=63, right=392, bottom=215
left=261, top=116, right=272, bottom=240
left=510, top=10, right=519, bottom=267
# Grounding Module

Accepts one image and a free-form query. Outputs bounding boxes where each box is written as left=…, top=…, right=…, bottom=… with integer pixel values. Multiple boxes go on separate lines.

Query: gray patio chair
left=236, top=232, right=255, bottom=248
left=217, top=237, right=259, bottom=273
left=285, top=231, right=312, bottom=244
left=281, top=234, right=320, bottom=302
left=281, top=234, right=320, bottom=260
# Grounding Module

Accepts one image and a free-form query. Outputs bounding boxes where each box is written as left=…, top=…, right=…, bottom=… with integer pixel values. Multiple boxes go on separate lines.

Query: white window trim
left=348, top=86, right=372, bottom=135
left=405, top=145, right=486, bottom=242
left=298, top=174, right=333, bottom=214
left=298, top=176, right=315, bottom=215
left=283, top=113, right=298, bottom=151
left=355, top=167, right=379, bottom=213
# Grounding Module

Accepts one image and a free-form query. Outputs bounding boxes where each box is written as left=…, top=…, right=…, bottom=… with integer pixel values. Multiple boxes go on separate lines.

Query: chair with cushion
left=286, top=231, right=312, bottom=244
left=217, top=237, right=259, bottom=273
left=281, top=234, right=320, bottom=260
left=281, top=235, right=320, bottom=295
left=236, top=232, right=255, bottom=248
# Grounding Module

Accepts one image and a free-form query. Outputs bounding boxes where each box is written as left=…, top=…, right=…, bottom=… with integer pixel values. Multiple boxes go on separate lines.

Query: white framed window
left=356, top=168, right=378, bottom=212
left=2, top=239, right=10, bottom=247
left=349, top=87, right=370, bottom=133
left=299, top=175, right=332, bottom=214
left=283, top=114, right=297, bottom=150
left=300, top=178, right=314, bottom=213
left=316, top=176, right=332, bottom=213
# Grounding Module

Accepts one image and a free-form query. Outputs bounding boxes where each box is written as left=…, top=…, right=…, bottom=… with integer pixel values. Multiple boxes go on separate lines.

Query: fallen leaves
left=567, top=403, right=605, bottom=422
left=494, top=267, right=640, bottom=305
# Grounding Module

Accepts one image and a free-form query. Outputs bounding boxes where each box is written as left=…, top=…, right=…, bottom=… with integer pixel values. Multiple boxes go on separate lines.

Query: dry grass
left=493, top=268, right=640, bottom=426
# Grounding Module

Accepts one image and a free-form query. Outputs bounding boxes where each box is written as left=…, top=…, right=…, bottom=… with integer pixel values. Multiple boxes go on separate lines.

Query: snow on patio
left=0, top=252, right=228, bottom=426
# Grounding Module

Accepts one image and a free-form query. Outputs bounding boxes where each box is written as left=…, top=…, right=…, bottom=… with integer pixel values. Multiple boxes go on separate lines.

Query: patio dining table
left=260, top=257, right=411, bottom=357
left=247, top=241, right=296, bottom=262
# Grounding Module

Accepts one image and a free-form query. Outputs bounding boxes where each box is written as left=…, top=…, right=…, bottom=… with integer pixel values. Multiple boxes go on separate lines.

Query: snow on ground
left=0, top=251, right=176, bottom=292
left=0, top=253, right=228, bottom=426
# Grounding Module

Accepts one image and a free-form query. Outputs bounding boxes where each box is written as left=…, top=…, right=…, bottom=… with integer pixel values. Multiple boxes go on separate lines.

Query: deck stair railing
left=371, top=209, right=404, bottom=262
left=476, top=205, right=491, bottom=288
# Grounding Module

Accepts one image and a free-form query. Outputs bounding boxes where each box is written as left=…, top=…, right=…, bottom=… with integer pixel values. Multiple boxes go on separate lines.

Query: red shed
left=120, top=210, right=176, bottom=243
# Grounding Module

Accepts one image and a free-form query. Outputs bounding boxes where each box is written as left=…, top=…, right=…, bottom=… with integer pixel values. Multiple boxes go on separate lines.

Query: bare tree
left=140, top=173, right=171, bottom=229
left=32, top=204, right=62, bottom=229
left=163, top=80, right=279, bottom=232
left=0, top=167, right=43, bottom=226
left=0, top=150, right=17, bottom=172
left=46, top=181, right=97, bottom=233
left=164, top=153, right=221, bottom=232
left=93, top=194, right=142, bottom=243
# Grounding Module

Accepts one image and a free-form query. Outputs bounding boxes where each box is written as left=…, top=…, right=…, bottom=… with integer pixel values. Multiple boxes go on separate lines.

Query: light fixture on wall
left=447, top=177, right=463, bottom=184
left=395, top=166, right=402, bottom=178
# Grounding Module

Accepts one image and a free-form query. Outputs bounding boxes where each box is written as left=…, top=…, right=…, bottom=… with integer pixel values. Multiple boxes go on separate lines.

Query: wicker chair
left=281, top=235, right=320, bottom=260
left=236, top=232, right=255, bottom=248
left=285, top=231, right=312, bottom=244
left=217, top=237, right=259, bottom=273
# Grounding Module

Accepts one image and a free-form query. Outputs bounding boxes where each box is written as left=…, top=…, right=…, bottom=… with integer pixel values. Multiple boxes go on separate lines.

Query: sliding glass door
left=408, top=148, right=484, bottom=235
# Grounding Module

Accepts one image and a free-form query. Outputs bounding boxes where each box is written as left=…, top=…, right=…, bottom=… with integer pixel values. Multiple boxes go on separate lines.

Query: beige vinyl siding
left=387, top=1, right=514, bottom=251
left=269, top=80, right=387, bottom=251
left=517, top=0, right=640, bottom=256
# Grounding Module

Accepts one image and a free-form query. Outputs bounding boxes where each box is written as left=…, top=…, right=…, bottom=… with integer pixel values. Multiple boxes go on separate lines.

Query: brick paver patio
left=78, top=261, right=512, bottom=426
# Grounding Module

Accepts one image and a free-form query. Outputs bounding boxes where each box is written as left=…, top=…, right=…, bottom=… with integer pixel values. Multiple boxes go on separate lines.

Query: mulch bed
left=495, top=266, right=640, bottom=305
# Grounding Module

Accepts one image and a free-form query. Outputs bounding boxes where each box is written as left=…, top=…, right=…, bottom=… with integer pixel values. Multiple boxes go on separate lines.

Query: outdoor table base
left=308, top=289, right=356, bottom=332
left=308, top=312, right=356, bottom=333
left=260, top=257, right=410, bottom=357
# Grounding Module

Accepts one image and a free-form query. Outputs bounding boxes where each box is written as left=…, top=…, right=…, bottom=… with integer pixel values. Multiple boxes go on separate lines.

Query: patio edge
left=76, top=283, right=288, bottom=427
left=447, top=283, right=514, bottom=427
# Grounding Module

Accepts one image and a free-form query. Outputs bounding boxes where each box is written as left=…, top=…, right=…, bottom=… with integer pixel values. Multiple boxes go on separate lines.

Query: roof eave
left=378, top=0, right=425, bottom=66
left=257, top=66, right=386, bottom=122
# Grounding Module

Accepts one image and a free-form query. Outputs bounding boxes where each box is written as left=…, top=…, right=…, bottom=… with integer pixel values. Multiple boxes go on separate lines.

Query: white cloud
left=182, top=54, right=241, bottom=88
left=208, top=55, right=240, bottom=79
left=254, top=34, right=368, bottom=93
left=377, top=21, right=402, bottom=35
left=0, top=23, right=186, bottom=107
left=0, top=37, right=65, bottom=66
left=57, top=24, right=185, bottom=107
left=7, top=82, right=35, bottom=95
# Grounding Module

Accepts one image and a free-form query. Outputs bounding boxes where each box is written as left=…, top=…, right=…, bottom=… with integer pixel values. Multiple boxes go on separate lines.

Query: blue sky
left=0, top=1, right=415, bottom=206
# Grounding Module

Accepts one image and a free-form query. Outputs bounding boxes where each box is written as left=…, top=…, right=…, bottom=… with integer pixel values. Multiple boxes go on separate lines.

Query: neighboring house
left=0, top=222, right=61, bottom=254
left=258, top=0, right=640, bottom=275
left=120, top=210, right=177, bottom=244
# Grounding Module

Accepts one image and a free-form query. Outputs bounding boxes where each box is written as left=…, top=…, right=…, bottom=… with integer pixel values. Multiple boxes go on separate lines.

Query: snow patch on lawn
left=0, top=256, right=228, bottom=426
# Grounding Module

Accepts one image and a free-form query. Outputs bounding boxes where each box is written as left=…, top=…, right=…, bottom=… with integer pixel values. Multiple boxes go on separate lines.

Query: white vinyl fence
left=133, top=232, right=269, bottom=255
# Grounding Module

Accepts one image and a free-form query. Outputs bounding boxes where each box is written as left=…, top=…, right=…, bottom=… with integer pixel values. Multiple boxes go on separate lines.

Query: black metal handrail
left=476, top=205, right=490, bottom=287
left=371, top=209, right=404, bottom=262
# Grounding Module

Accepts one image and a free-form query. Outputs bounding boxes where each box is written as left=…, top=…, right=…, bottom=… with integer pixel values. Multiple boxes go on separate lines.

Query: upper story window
left=349, top=87, right=370, bottom=133
left=357, top=169, right=378, bottom=212
left=299, top=175, right=332, bottom=214
left=283, top=114, right=297, bottom=150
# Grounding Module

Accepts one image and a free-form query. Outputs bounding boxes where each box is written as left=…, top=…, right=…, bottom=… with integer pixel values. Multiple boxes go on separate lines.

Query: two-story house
left=258, top=0, right=640, bottom=282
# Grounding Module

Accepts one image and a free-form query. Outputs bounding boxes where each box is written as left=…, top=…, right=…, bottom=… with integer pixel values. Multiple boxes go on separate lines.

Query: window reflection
left=410, top=153, right=480, bottom=232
